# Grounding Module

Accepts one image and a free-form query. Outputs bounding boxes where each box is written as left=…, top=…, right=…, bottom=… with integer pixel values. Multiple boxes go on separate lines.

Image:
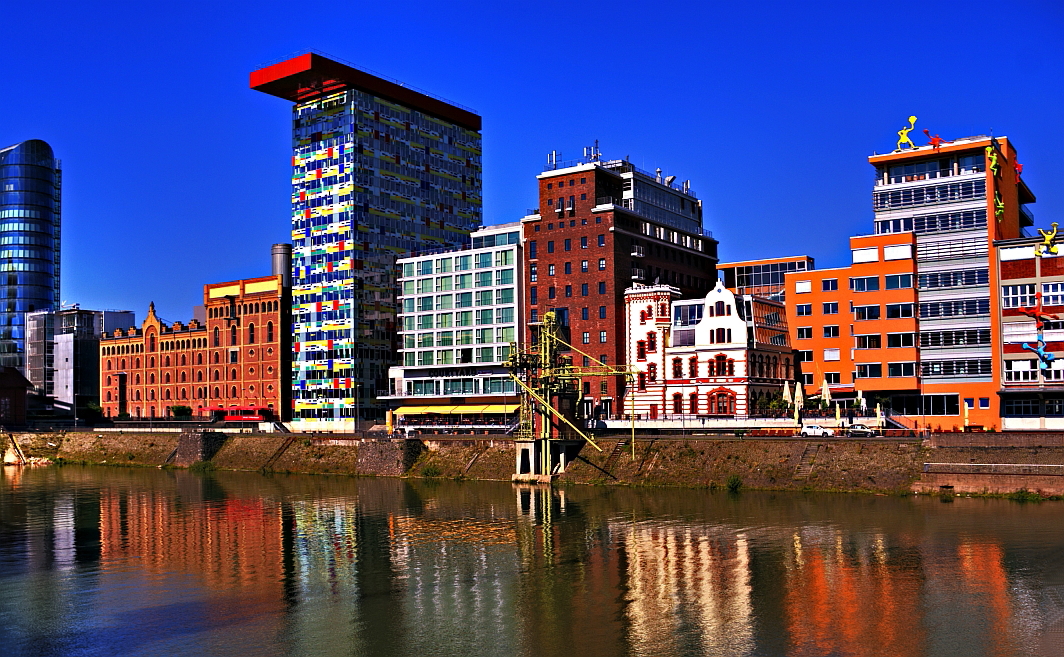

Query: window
left=795, top=280, right=812, bottom=294
left=825, top=372, right=841, bottom=384
left=852, top=248, right=878, bottom=263
left=797, top=327, right=812, bottom=339
left=796, top=304, right=812, bottom=316
left=854, top=305, right=880, bottom=320
left=581, top=260, right=589, bottom=272
left=850, top=276, right=880, bottom=292
left=919, top=299, right=989, bottom=318
left=672, top=358, right=683, bottom=378
left=980, top=398, right=990, bottom=409
left=418, top=261, right=433, bottom=276
left=824, top=348, right=840, bottom=361
left=496, top=269, right=514, bottom=285
left=600, top=331, right=607, bottom=343
left=822, top=302, right=838, bottom=315
left=887, top=333, right=915, bottom=348
left=856, top=363, right=883, bottom=378
left=565, top=285, right=572, bottom=297
left=582, top=332, right=590, bottom=344
left=548, top=287, right=556, bottom=300
left=598, top=258, right=606, bottom=270
left=647, top=363, right=657, bottom=382
left=581, top=283, right=589, bottom=296
left=548, top=264, right=555, bottom=276
left=529, top=241, right=537, bottom=259
left=886, top=303, right=915, bottom=318
left=1003, top=284, right=1036, bottom=309
left=1044, top=283, right=1064, bottom=306
left=598, top=235, right=605, bottom=247
left=547, top=241, right=555, bottom=253
left=580, top=236, right=588, bottom=249
left=885, top=274, right=913, bottom=289
left=822, top=279, right=838, bottom=291
left=689, top=357, right=699, bottom=378
left=598, top=282, right=606, bottom=294
left=599, top=306, right=606, bottom=319
left=856, top=334, right=881, bottom=349
left=564, top=239, right=571, bottom=251
left=797, top=350, right=813, bottom=362
left=888, top=362, right=916, bottom=377
left=564, top=262, right=572, bottom=275
left=213, top=327, right=220, bottom=347
left=921, top=359, right=993, bottom=377
left=230, top=326, right=238, bottom=346
left=883, top=244, right=913, bottom=260
left=530, top=287, right=538, bottom=305
left=802, top=373, right=813, bottom=385
left=823, top=325, right=839, bottom=338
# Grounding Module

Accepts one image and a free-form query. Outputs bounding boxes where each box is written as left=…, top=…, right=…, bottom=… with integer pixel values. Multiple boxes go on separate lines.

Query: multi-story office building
left=383, top=223, right=523, bottom=427
left=718, top=256, right=814, bottom=301
left=26, top=307, right=134, bottom=414
left=995, top=235, right=1064, bottom=430
left=251, top=53, right=482, bottom=430
left=0, top=139, right=61, bottom=370
left=99, top=274, right=290, bottom=420
left=623, top=281, right=795, bottom=419
left=523, top=152, right=718, bottom=419
left=785, top=133, right=1033, bottom=429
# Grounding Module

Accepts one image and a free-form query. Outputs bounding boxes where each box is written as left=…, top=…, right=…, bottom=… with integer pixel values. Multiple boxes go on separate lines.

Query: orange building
left=785, top=132, right=1034, bottom=429
left=99, top=275, right=290, bottom=419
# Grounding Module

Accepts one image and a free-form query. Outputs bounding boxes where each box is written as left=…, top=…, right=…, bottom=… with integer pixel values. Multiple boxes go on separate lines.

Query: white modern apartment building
left=383, top=223, right=524, bottom=429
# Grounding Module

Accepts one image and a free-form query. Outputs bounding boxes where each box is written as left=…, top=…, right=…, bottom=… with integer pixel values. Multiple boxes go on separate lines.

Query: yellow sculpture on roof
left=1035, top=223, right=1059, bottom=258
left=894, top=116, right=918, bottom=152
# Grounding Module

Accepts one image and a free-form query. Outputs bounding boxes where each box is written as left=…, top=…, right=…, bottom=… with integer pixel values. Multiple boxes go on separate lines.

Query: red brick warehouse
left=523, top=151, right=718, bottom=419
left=98, top=276, right=290, bottom=419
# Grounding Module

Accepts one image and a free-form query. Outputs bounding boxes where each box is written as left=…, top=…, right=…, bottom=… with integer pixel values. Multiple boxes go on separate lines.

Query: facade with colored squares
left=251, top=53, right=482, bottom=427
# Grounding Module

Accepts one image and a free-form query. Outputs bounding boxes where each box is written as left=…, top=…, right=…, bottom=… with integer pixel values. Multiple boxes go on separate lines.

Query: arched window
left=164, top=356, right=170, bottom=367
left=715, top=328, right=726, bottom=343
left=197, top=353, right=202, bottom=365
left=771, top=356, right=779, bottom=379
left=689, top=357, right=699, bottom=378
left=213, top=327, right=220, bottom=347
left=672, top=393, right=683, bottom=415
left=672, top=358, right=683, bottom=378
left=213, top=387, right=220, bottom=399
left=197, top=371, right=203, bottom=382
left=689, top=392, right=699, bottom=415
left=164, top=373, right=171, bottom=383
left=181, top=389, right=187, bottom=400
left=254, top=302, right=260, bottom=313
left=149, top=390, right=156, bottom=400
left=715, top=301, right=725, bottom=316
left=106, top=376, right=112, bottom=386
left=647, top=363, right=657, bottom=382
left=135, top=374, right=141, bottom=385
left=230, top=326, right=237, bottom=346
left=106, top=359, right=112, bottom=371
left=637, top=372, right=646, bottom=391
left=646, top=332, right=657, bottom=352
left=121, top=358, right=126, bottom=369
left=106, top=391, right=112, bottom=401
left=149, top=406, right=155, bottom=418
left=784, top=358, right=791, bottom=380
left=137, top=357, right=143, bottom=368
left=230, top=386, right=237, bottom=398
left=149, top=373, right=155, bottom=384
left=636, top=341, right=646, bottom=360
left=230, top=368, right=237, bottom=380
left=267, top=322, right=274, bottom=342
left=180, top=372, right=186, bottom=382
left=710, top=390, right=735, bottom=416
left=727, top=359, right=735, bottom=376
left=639, top=310, right=646, bottom=324
left=180, top=354, right=186, bottom=366
left=247, top=323, right=255, bottom=344
left=135, top=390, right=141, bottom=401
left=164, top=389, right=171, bottom=400
left=213, top=370, right=220, bottom=381
left=149, top=335, right=156, bottom=351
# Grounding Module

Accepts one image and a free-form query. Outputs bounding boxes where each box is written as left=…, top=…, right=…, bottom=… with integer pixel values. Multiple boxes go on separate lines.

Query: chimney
left=272, top=243, right=292, bottom=288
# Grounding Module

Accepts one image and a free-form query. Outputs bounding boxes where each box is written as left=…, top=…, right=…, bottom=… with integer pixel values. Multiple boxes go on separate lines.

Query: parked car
left=799, top=424, right=834, bottom=437
left=847, top=423, right=877, bottom=437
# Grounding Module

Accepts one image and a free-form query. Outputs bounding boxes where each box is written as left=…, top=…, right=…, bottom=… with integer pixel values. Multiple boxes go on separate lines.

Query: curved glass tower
left=0, top=139, right=60, bottom=369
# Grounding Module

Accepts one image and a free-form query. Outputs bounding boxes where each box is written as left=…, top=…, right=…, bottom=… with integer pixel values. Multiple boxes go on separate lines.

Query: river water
left=2, top=466, right=1063, bottom=657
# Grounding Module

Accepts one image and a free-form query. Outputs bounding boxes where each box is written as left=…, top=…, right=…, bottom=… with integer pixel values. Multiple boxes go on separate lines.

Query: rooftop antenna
left=547, top=150, right=559, bottom=169
left=655, top=168, right=662, bottom=183
left=682, top=180, right=690, bottom=193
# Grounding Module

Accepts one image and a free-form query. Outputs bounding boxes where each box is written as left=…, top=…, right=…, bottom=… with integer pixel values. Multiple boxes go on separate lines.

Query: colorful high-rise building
left=250, top=53, right=482, bottom=428
left=0, top=139, right=61, bottom=371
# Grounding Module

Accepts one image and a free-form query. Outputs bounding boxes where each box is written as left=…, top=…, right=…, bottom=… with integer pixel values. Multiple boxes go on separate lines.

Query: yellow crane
left=505, top=310, right=636, bottom=480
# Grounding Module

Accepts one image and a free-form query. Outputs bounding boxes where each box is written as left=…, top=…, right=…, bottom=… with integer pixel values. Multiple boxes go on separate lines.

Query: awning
left=480, top=404, right=519, bottom=414
left=393, top=406, right=451, bottom=415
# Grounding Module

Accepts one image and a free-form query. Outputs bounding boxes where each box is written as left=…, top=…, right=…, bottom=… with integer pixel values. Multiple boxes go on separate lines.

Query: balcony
left=631, top=268, right=647, bottom=281
left=631, top=245, right=645, bottom=258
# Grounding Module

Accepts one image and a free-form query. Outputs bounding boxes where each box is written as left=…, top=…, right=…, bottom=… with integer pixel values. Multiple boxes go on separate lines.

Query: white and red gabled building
left=622, top=281, right=797, bottom=419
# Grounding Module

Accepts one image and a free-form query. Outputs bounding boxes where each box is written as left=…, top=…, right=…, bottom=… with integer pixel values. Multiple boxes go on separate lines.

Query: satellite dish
left=664, top=175, right=676, bottom=186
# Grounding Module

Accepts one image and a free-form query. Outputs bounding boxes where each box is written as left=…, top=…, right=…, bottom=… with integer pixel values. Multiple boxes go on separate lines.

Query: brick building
left=523, top=153, right=718, bottom=419
left=99, top=276, right=290, bottom=419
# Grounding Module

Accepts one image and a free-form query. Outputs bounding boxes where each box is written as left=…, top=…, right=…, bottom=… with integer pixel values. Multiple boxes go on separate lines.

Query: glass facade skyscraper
left=0, top=139, right=61, bottom=370
left=252, top=53, right=482, bottom=428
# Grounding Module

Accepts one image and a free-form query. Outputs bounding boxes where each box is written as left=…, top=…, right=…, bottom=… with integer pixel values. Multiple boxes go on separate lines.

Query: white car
left=800, top=425, right=834, bottom=437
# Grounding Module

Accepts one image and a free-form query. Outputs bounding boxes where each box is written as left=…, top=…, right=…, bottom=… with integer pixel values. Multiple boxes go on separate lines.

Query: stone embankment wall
left=12, top=430, right=1064, bottom=497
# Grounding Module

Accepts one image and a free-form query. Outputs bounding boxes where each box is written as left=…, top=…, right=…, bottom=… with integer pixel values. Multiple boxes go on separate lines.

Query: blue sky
left=3, top=0, right=1063, bottom=321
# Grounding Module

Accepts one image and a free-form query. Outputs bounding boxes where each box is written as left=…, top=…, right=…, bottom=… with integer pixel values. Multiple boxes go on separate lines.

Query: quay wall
left=11, top=430, right=1064, bottom=496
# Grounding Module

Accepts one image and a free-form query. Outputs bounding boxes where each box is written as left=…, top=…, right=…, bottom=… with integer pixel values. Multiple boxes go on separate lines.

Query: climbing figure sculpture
left=895, top=116, right=918, bottom=152
left=1035, top=223, right=1059, bottom=258
left=985, top=146, right=1000, bottom=176
left=922, top=129, right=949, bottom=152
left=1020, top=292, right=1059, bottom=372
left=1022, top=339, right=1056, bottom=371
left=995, top=191, right=1005, bottom=220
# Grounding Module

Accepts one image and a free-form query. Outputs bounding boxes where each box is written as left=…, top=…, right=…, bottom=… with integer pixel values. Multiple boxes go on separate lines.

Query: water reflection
left=2, top=467, right=1064, bottom=656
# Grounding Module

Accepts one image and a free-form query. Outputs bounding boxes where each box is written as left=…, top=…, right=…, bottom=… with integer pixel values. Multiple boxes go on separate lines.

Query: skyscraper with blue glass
left=251, top=53, right=481, bottom=428
left=0, top=139, right=61, bottom=370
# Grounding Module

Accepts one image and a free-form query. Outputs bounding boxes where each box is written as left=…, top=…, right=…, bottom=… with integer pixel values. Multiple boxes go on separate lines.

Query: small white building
left=623, top=281, right=796, bottom=418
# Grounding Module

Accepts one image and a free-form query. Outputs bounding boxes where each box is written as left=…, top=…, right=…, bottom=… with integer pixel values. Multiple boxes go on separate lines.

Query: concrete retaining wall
left=914, top=473, right=1064, bottom=496
left=928, top=432, right=1064, bottom=447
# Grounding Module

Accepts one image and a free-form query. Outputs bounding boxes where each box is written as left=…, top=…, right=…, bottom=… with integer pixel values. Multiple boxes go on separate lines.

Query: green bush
left=189, top=461, right=215, bottom=474
left=727, top=474, right=743, bottom=493
left=421, top=464, right=442, bottom=477
left=169, top=405, right=193, bottom=418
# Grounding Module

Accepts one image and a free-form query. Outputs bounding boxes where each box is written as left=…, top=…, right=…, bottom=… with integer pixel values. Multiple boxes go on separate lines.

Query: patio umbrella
left=835, top=403, right=841, bottom=424
left=963, top=402, right=969, bottom=427
left=783, top=381, right=793, bottom=405
left=795, top=384, right=805, bottom=410
left=821, top=379, right=832, bottom=404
